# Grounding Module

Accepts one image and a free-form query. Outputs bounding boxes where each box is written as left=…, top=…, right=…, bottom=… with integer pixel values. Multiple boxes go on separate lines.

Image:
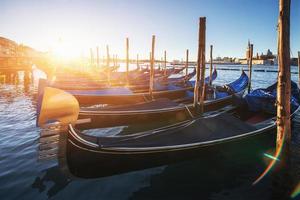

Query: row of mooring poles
left=89, top=46, right=115, bottom=68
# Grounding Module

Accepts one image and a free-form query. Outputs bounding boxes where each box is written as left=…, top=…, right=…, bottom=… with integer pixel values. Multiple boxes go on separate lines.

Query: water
left=1, top=65, right=300, bottom=200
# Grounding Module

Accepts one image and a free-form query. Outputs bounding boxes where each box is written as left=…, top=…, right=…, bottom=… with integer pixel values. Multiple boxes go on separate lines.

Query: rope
left=184, top=105, right=194, bottom=119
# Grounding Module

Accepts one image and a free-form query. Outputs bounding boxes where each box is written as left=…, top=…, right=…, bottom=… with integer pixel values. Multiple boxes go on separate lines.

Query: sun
left=51, top=38, right=81, bottom=61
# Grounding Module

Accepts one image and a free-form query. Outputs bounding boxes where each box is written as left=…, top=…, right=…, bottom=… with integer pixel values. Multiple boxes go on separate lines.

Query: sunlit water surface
left=1, top=65, right=300, bottom=200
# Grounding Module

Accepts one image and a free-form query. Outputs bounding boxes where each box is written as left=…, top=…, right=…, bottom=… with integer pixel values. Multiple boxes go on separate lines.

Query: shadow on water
left=36, top=123, right=276, bottom=199
left=31, top=166, right=71, bottom=198
left=33, top=105, right=300, bottom=199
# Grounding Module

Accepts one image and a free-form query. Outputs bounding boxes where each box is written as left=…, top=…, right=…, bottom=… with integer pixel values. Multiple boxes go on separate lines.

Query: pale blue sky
left=0, top=0, right=299, bottom=60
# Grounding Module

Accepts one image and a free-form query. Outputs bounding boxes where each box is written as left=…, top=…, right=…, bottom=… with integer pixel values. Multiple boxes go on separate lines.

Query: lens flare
left=252, top=134, right=285, bottom=185
left=291, top=182, right=300, bottom=199
left=263, top=153, right=280, bottom=161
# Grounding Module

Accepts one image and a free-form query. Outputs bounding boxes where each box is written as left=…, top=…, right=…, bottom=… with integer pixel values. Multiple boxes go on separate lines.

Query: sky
left=0, top=0, right=299, bottom=61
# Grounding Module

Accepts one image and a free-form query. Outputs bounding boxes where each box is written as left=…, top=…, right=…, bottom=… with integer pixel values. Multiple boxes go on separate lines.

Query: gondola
left=36, top=70, right=243, bottom=128
left=63, top=81, right=300, bottom=178
left=38, top=68, right=212, bottom=106
left=75, top=70, right=247, bottom=128
left=52, top=66, right=186, bottom=90
left=50, top=67, right=198, bottom=92
left=57, top=69, right=214, bottom=105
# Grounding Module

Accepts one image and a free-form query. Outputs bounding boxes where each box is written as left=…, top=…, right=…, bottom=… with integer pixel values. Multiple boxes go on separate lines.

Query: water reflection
left=31, top=165, right=71, bottom=198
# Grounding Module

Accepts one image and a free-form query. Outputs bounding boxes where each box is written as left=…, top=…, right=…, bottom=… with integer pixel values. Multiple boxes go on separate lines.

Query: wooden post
left=96, top=46, right=99, bottom=68
left=185, top=49, right=189, bottom=79
left=136, top=54, right=140, bottom=70
left=164, top=50, right=167, bottom=76
left=209, top=45, right=213, bottom=85
left=149, top=52, right=151, bottom=70
left=90, top=48, right=94, bottom=66
left=298, top=51, right=300, bottom=86
left=112, top=54, right=115, bottom=67
left=248, top=44, right=253, bottom=93
left=106, top=45, right=110, bottom=67
left=126, top=38, right=129, bottom=84
left=149, top=35, right=155, bottom=98
left=194, top=18, right=203, bottom=110
left=106, top=45, right=110, bottom=84
left=198, top=17, right=206, bottom=113
left=277, top=0, right=291, bottom=152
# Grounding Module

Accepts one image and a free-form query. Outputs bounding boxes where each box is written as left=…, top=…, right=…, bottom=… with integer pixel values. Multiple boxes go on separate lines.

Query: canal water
left=1, top=65, right=300, bottom=200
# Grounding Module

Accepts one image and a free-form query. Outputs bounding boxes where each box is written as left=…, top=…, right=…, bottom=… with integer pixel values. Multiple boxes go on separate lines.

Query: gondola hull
left=72, top=87, right=193, bottom=105
left=77, top=90, right=244, bottom=129
left=65, top=124, right=276, bottom=179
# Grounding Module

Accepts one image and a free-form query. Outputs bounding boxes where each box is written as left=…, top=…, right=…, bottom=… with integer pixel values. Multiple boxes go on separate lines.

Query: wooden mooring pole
left=185, top=49, right=189, bottom=80
left=137, top=54, right=140, bottom=70
left=199, top=17, right=206, bottom=113
left=149, top=52, right=151, bottom=70
left=194, top=17, right=206, bottom=111
left=126, top=38, right=129, bottom=85
left=248, top=44, right=253, bottom=93
left=209, top=45, right=213, bottom=86
left=277, top=0, right=291, bottom=152
left=90, top=48, right=94, bottom=66
left=106, top=45, right=110, bottom=67
left=106, top=45, right=110, bottom=84
left=164, top=50, right=167, bottom=76
left=96, top=46, right=99, bottom=68
left=149, top=35, right=155, bottom=99
left=298, top=51, right=300, bottom=86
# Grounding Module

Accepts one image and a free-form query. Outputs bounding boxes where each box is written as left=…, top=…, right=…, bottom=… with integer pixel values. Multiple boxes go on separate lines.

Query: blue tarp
left=215, top=71, right=249, bottom=99
left=189, top=69, right=218, bottom=87
left=68, top=88, right=134, bottom=96
left=245, top=81, right=300, bottom=113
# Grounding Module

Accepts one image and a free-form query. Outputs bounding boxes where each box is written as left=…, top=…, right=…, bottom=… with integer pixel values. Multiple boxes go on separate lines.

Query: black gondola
left=77, top=71, right=248, bottom=128
left=61, top=82, right=300, bottom=178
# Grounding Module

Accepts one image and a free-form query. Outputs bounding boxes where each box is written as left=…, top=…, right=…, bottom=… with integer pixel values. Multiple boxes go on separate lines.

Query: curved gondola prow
left=36, top=87, right=80, bottom=127
left=227, top=70, right=249, bottom=93
left=204, top=68, right=217, bottom=84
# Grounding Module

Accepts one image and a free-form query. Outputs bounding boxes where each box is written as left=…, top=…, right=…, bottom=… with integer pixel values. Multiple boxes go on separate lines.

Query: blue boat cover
left=205, top=69, right=218, bottom=84
left=245, top=81, right=300, bottom=113
left=189, top=69, right=218, bottom=87
left=68, top=87, right=134, bottom=96
left=215, top=71, right=249, bottom=99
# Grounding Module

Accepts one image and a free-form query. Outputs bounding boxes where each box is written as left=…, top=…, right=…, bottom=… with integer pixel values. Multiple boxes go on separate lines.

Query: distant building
left=0, top=36, right=42, bottom=58
left=239, top=41, right=277, bottom=65
left=0, top=37, right=18, bottom=57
